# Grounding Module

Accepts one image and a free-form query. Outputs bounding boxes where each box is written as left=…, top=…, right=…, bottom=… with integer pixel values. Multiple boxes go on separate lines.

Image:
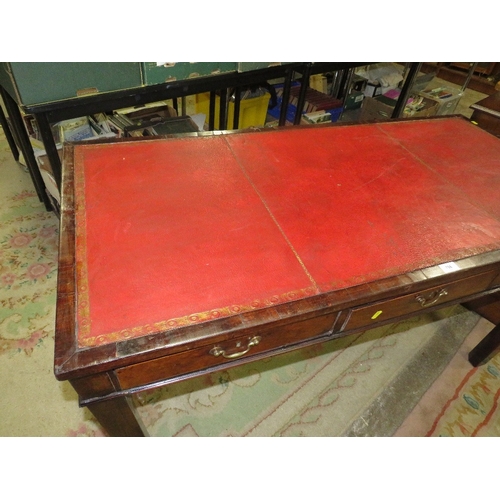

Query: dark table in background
left=470, top=91, right=500, bottom=137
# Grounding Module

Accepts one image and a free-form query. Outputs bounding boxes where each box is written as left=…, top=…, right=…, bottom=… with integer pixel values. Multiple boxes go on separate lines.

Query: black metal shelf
left=1, top=62, right=421, bottom=210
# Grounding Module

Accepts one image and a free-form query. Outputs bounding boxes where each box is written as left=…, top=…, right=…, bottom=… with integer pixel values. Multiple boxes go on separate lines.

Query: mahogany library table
left=55, top=116, right=500, bottom=437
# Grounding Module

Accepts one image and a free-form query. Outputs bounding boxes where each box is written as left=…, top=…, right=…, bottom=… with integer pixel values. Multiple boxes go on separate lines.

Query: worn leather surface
left=73, top=117, right=500, bottom=346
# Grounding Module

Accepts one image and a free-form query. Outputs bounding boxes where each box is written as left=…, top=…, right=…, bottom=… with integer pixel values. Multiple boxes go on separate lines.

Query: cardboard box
left=360, top=96, right=393, bottom=121
left=360, top=95, right=438, bottom=121
left=0, top=63, right=143, bottom=106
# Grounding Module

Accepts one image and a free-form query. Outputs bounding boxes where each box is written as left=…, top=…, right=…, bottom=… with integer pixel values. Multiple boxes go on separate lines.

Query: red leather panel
left=75, top=137, right=316, bottom=346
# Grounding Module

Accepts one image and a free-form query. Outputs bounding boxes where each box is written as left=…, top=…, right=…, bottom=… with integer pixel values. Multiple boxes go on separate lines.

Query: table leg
left=34, top=112, right=62, bottom=191
left=0, top=100, right=19, bottom=161
left=279, top=69, right=293, bottom=126
left=294, top=63, right=312, bottom=125
left=0, top=86, right=52, bottom=210
left=463, top=293, right=500, bottom=366
left=86, top=395, right=149, bottom=437
left=469, top=323, right=500, bottom=367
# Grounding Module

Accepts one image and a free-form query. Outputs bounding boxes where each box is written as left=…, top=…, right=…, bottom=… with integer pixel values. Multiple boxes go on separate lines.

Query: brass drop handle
left=415, top=288, right=448, bottom=307
left=209, top=336, right=261, bottom=359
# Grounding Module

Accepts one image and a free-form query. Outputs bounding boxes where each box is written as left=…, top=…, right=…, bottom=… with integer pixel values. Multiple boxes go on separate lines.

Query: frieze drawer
left=341, top=270, right=499, bottom=332
left=115, top=312, right=338, bottom=389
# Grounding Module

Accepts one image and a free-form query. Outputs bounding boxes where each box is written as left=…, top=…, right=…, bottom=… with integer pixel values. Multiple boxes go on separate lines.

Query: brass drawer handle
left=415, top=288, right=448, bottom=307
left=209, top=336, right=261, bottom=359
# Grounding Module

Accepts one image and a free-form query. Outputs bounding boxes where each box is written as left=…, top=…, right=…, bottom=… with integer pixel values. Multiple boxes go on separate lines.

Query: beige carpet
left=1, top=116, right=499, bottom=437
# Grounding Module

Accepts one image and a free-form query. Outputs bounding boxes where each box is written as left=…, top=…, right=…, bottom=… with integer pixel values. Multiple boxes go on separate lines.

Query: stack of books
left=268, top=83, right=343, bottom=124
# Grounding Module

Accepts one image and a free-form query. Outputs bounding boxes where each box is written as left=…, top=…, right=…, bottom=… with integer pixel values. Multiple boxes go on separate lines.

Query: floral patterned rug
left=396, top=315, right=500, bottom=437
left=1, top=124, right=499, bottom=437
left=427, top=357, right=500, bottom=437
left=0, top=189, right=58, bottom=356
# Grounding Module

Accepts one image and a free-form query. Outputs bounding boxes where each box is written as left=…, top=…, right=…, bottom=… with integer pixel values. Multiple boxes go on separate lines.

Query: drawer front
left=341, top=270, right=498, bottom=332
left=116, top=312, right=338, bottom=390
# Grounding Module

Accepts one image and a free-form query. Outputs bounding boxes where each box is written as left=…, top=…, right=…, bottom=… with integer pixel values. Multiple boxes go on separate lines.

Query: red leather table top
left=73, top=117, right=500, bottom=347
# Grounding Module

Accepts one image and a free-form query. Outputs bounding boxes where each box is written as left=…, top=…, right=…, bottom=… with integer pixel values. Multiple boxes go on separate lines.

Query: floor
left=339, top=69, right=488, bottom=123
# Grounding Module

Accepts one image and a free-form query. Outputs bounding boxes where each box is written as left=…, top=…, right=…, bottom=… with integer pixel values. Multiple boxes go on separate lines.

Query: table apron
left=75, top=285, right=500, bottom=408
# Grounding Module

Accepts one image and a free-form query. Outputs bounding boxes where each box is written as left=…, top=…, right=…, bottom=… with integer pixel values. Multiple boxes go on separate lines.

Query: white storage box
left=418, top=87, right=463, bottom=115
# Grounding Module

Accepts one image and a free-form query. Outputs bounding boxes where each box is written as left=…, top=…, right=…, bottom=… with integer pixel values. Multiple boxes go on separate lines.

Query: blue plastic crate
left=268, top=82, right=343, bottom=123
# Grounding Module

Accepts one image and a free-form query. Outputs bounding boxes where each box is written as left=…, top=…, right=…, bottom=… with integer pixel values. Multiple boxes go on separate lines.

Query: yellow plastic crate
left=196, top=92, right=271, bottom=130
